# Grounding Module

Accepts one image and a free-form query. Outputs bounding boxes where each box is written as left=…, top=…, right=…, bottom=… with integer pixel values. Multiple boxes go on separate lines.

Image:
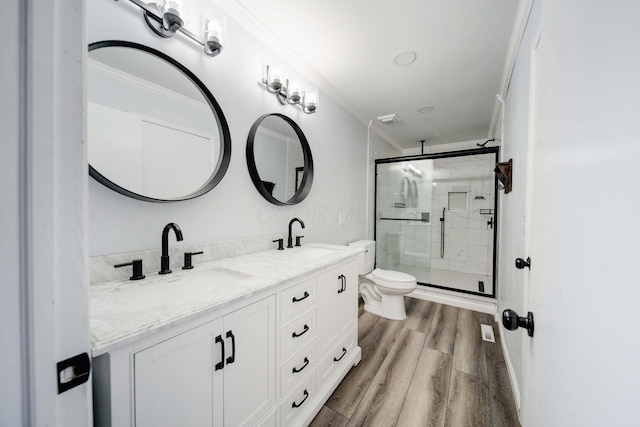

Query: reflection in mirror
left=246, top=114, right=313, bottom=205
left=87, top=41, right=231, bottom=202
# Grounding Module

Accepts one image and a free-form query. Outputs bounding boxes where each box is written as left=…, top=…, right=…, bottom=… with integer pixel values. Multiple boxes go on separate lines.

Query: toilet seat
left=370, top=268, right=417, bottom=290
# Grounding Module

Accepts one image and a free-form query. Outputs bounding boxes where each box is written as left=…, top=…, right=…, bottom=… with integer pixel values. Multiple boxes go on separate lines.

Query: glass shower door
left=375, top=150, right=497, bottom=297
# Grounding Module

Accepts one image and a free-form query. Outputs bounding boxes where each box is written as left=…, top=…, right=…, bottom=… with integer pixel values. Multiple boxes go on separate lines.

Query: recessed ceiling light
left=392, top=50, right=417, bottom=67
left=417, top=106, right=435, bottom=114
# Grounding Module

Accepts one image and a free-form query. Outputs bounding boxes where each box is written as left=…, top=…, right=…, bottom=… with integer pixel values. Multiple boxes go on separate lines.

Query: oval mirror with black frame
left=87, top=40, right=231, bottom=202
left=246, top=114, right=314, bottom=205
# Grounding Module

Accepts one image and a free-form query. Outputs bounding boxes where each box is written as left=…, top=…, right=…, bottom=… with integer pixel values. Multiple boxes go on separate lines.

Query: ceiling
left=229, top=0, right=520, bottom=150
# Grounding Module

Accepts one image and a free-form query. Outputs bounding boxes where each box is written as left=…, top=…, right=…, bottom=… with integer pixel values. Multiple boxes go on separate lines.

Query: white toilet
left=349, top=240, right=417, bottom=320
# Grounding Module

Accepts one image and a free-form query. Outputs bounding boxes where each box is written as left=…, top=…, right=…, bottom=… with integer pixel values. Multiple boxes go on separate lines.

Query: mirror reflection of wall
left=253, top=116, right=304, bottom=202
left=87, top=42, right=230, bottom=202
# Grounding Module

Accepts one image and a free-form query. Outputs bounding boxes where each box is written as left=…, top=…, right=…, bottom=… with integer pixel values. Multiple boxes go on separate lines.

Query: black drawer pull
left=337, top=274, right=346, bottom=294
left=214, top=335, right=224, bottom=371
left=292, top=357, right=310, bottom=374
left=292, top=324, right=310, bottom=338
left=333, top=347, right=347, bottom=362
left=291, top=389, right=309, bottom=408
left=225, top=330, right=236, bottom=365
left=292, top=291, right=310, bottom=303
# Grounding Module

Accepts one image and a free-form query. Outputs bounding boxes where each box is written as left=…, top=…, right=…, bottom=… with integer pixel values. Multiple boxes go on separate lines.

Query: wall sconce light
left=261, top=65, right=318, bottom=114
left=127, top=0, right=224, bottom=57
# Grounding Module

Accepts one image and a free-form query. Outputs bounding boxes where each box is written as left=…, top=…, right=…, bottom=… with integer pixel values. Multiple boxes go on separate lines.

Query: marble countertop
left=90, top=243, right=361, bottom=356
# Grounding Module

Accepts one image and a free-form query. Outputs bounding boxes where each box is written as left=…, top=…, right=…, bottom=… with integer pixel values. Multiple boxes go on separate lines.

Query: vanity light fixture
left=125, top=0, right=224, bottom=57
left=261, top=65, right=318, bottom=114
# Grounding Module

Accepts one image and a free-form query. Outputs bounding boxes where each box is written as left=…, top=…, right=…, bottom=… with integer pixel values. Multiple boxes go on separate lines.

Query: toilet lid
left=372, top=268, right=416, bottom=283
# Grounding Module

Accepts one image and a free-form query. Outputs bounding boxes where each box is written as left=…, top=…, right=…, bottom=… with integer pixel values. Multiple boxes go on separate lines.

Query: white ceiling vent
left=377, top=114, right=400, bottom=125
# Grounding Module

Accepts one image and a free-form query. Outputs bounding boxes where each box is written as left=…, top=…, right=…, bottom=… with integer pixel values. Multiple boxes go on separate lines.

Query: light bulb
left=289, top=81, right=301, bottom=103
left=162, top=0, right=183, bottom=31
left=268, top=67, right=283, bottom=91
left=204, top=20, right=223, bottom=56
left=304, top=88, right=318, bottom=112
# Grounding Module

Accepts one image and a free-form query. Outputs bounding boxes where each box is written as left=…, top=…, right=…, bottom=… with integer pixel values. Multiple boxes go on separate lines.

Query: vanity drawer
left=280, top=369, right=317, bottom=427
left=317, top=328, right=356, bottom=389
left=280, top=278, right=316, bottom=324
left=280, top=339, right=316, bottom=398
left=280, top=309, right=316, bottom=360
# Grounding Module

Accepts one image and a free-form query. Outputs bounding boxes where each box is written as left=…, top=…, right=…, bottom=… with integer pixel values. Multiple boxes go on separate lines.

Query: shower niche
left=374, top=147, right=498, bottom=297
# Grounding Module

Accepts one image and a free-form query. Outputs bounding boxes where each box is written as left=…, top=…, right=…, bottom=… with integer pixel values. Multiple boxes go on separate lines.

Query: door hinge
left=57, top=352, right=91, bottom=394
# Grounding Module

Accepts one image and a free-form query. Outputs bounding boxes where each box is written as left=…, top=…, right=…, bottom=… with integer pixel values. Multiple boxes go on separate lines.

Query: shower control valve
left=515, top=257, right=531, bottom=269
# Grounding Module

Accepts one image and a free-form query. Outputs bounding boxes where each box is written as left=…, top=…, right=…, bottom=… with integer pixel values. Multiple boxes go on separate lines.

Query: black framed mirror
left=246, top=114, right=314, bottom=205
left=87, top=40, right=231, bottom=202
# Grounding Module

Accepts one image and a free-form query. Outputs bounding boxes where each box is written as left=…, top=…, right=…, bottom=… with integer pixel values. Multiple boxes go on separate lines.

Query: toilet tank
left=348, top=240, right=376, bottom=275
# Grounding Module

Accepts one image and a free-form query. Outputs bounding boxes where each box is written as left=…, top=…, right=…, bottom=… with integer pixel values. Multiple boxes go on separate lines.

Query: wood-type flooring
left=310, top=298, right=520, bottom=427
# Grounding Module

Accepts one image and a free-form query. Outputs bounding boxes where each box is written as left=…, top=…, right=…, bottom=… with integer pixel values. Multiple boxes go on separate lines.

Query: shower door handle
left=487, top=217, right=494, bottom=229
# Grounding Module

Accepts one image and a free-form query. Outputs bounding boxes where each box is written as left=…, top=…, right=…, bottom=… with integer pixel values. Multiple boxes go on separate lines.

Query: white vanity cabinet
left=92, top=249, right=361, bottom=427
left=95, top=296, right=276, bottom=427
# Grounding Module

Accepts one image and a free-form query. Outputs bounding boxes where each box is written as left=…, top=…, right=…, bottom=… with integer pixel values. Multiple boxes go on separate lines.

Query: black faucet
left=287, top=218, right=305, bottom=248
left=159, top=223, right=183, bottom=274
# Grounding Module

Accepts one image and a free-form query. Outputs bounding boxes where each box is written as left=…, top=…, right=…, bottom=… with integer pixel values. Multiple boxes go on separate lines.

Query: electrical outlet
left=338, top=213, right=346, bottom=224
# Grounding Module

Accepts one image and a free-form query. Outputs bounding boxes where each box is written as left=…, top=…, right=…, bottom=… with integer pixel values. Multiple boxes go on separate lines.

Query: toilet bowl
left=349, top=240, right=417, bottom=320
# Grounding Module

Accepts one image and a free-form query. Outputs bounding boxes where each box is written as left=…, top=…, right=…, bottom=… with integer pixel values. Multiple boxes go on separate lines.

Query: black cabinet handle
left=333, top=347, right=347, bottom=362
left=291, top=389, right=309, bottom=408
left=292, top=357, right=309, bottom=374
left=337, top=274, right=346, bottom=294
left=292, top=291, right=310, bottom=303
left=292, top=324, right=309, bottom=338
left=214, top=335, right=225, bottom=371
left=225, top=330, right=235, bottom=365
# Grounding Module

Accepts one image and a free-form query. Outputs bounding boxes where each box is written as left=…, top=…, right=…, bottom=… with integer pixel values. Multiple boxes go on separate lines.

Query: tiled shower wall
left=430, top=154, right=495, bottom=276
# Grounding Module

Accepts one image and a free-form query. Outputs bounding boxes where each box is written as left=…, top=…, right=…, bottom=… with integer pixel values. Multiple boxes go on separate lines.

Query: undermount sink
left=110, top=267, right=253, bottom=310
left=289, top=247, right=338, bottom=259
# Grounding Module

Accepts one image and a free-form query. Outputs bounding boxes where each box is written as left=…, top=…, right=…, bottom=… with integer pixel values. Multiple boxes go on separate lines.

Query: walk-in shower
left=374, top=147, right=498, bottom=297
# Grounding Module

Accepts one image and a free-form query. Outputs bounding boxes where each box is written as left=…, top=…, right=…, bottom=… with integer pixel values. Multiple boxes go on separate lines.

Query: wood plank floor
left=310, top=298, right=520, bottom=427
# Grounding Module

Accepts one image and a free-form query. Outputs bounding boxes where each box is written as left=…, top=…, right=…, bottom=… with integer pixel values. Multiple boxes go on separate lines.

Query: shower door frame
left=374, top=146, right=499, bottom=298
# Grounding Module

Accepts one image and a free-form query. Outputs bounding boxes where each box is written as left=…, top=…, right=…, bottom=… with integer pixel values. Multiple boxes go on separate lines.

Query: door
left=222, top=296, right=276, bottom=427
left=375, top=151, right=498, bottom=297
left=134, top=321, right=221, bottom=427
left=1, top=0, right=90, bottom=425
left=317, top=262, right=358, bottom=358
left=520, top=4, right=640, bottom=424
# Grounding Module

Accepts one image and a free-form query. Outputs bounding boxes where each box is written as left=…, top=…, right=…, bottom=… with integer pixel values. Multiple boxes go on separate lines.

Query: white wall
left=501, top=1, right=640, bottom=425
left=87, top=0, right=368, bottom=256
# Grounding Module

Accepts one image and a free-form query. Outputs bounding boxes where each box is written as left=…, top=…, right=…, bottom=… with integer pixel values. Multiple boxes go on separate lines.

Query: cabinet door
left=222, top=296, right=276, bottom=427
left=336, top=261, right=358, bottom=338
left=134, top=319, right=222, bottom=427
left=316, top=261, right=359, bottom=358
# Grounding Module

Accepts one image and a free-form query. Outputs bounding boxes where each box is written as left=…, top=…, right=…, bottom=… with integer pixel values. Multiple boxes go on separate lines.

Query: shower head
left=477, top=138, right=496, bottom=147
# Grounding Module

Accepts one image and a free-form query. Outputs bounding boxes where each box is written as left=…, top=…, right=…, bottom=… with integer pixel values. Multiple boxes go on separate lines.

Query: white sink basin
left=110, top=267, right=253, bottom=311
left=289, top=247, right=338, bottom=259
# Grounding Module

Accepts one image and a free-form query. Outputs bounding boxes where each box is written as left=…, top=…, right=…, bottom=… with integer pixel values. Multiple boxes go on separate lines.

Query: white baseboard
left=408, top=287, right=497, bottom=316
left=498, top=325, right=522, bottom=412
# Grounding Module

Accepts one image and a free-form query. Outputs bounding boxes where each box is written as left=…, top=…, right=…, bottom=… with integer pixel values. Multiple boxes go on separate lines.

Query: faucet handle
left=182, top=251, right=204, bottom=270
left=273, top=239, right=284, bottom=251
left=295, top=236, right=304, bottom=247
left=114, top=259, right=145, bottom=281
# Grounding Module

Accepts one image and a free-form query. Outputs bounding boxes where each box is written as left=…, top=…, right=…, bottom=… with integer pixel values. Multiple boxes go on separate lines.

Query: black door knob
left=515, top=257, right=531, bottom=269
left=502, top=309, right=535, bottom=337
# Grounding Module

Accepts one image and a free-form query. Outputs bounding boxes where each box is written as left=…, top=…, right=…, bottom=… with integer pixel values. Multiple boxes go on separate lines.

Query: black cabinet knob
left=502, top=309, right=534, bottom=337
left=515, top=257, right=531, bottom=269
